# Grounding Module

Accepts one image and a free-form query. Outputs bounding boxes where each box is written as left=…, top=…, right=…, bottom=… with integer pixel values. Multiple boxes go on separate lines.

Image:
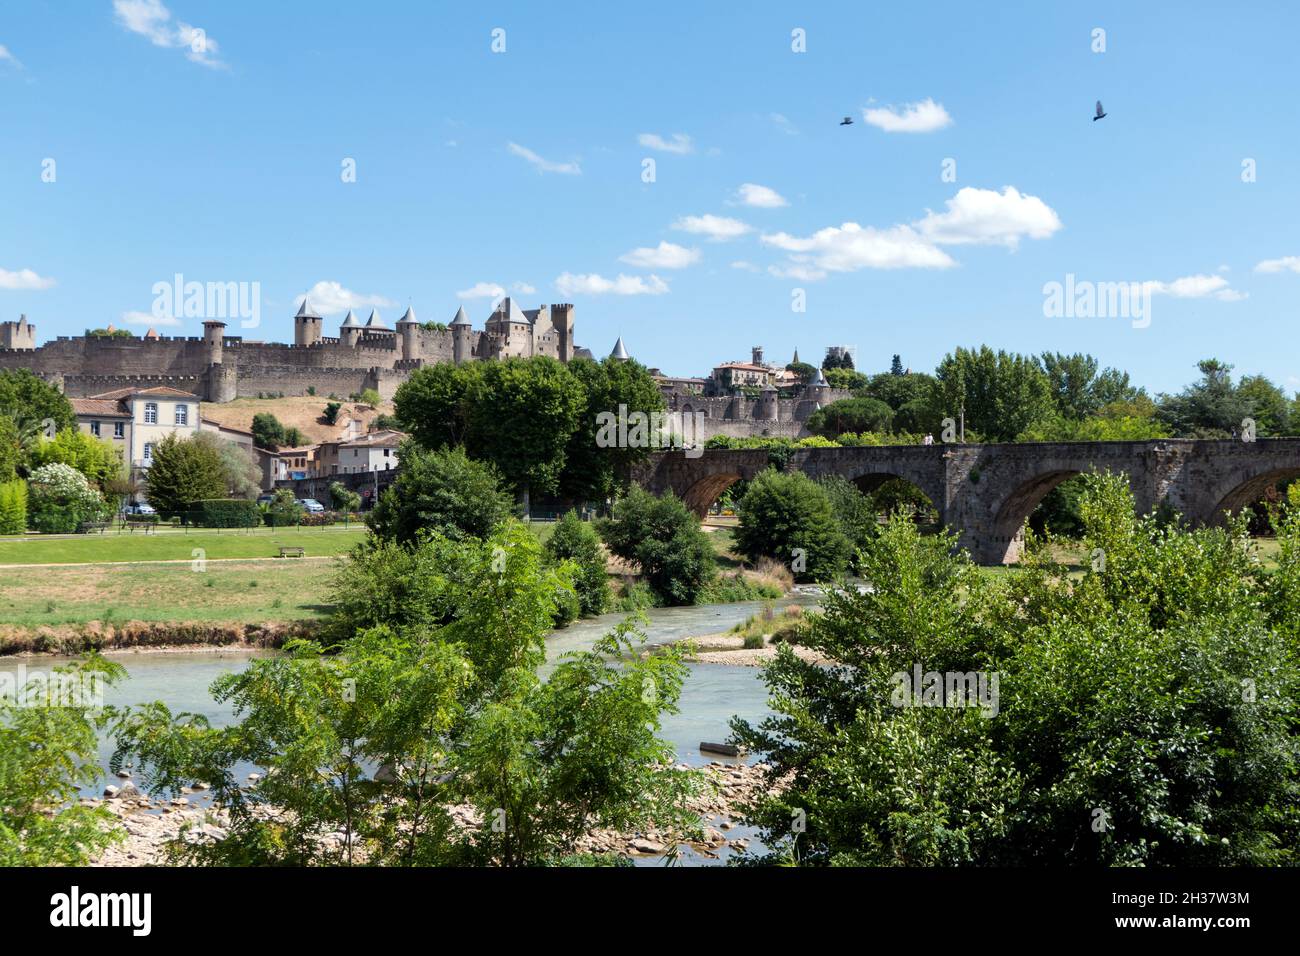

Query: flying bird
left=1093, top=100, right=1107, bottom=121
left=840, top=116, right=854, bottom=126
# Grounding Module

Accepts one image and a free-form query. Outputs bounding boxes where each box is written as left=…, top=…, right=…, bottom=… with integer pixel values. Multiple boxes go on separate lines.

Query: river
left=1, top=593, right=819, bottom=866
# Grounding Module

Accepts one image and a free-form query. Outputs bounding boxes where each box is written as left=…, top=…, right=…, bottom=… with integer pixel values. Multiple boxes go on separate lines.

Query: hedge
left=191, top=498, right=262, bottom=528
left=0, top=480, right=26, bottom=534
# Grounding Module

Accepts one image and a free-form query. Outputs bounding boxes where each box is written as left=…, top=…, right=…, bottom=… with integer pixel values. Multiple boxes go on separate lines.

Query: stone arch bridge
left=630, top=439, right=1300, bottom=565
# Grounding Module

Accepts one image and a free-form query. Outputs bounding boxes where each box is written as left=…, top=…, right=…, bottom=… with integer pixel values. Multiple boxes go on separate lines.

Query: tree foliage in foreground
left=598, top=487, right=716, bottom=606
left=111, top=523, right=704, bottom=866
left=733, top=474, right=1300, bottom=866
left=733, top=469, right=850, bottom=583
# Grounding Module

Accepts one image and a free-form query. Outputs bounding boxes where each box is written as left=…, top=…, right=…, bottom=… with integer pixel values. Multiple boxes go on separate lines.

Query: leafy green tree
left=890, top=354, right=905, bottom=376
left=367, top=443, right=513, bottom=545
left=324, top=401, right=342, bottom=425
left=264, top=488, right=304, bottom=526
left=817, top=475, right=878, bottom=568
left=193, top=431, right=260, bottom=499
left=144, top=433, right=227, bottom=518
left=1, top=655, right=126, bottom=865
left=112, top=524, right=703, bottom=866
left=560, top=357, right=665, bottom=502
left=393, top=361, right=485, bottom=450
left=0, top=480, right=26, bottom=533
left=857, top=371, right=933, bottom=412
left=824, top=367, right=869, bottom=391
left=733, top=475, right=1300, bottom=866
left=807, top=397, right=893, bottom=439
left=599, top=487, right=716, bottom=605
left=329, top=480, right=362, bottom=512
left=1237, top=374, right=1292, bottom=436
left=734, top=469, right=850, bottom=582
left=1156, top=359, right=1252, bottom=438
left=251, top=412, right=287, bottom=450
left=785, top=361, right=816, bottom=386
left=0, top=368, right=76, bottom=435
left=32, top=428, right=123, bottom=487
left=545, top=510, right=610, bottom=616
left=931, top=346, right=1054, bottom=442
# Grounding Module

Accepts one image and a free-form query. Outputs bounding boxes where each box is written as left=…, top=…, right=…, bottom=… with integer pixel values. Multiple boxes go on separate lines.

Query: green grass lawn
left=0, top=525, right=368, bottom=566
left=0, top=558, right=341, bottom=627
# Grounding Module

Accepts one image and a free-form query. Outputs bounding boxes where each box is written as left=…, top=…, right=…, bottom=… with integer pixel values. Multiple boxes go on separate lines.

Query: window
left=90, top=421, right=101, bottom=437
left=114, top=422, right=125, bottom=438
left=175, top=404, right=188, bottom=425
left=144, top=402, right=158, bottom=424
left=143, top=442, right=154, bottom=461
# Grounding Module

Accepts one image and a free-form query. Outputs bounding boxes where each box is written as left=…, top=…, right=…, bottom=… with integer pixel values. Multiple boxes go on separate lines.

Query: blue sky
left=2, top=0, right=1298, bottom=393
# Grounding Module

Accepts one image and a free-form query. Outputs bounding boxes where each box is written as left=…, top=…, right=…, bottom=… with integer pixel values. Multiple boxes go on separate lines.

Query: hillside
left=200, top=396, right=397, bottom=445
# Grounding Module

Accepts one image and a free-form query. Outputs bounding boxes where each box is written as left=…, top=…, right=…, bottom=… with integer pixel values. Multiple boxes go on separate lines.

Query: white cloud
left=767, top=262, right=829, bottom=282
left=113, top=0, right=225, bottom=69
left=862, top=98, right=952, bottom=133
left=123, top=309, right=180, bottom=327
left=730, top=260, right=761, bottom=273
left=457, top=282, right=506, bottom=300
left=295, top=281, right=393, bottom=315
left=511, top=281, right=536, bottom=295
left=0, top=44, right=23, bottom=69
left=619, top=241, right=701, bottom=269
left=672, top=214, right=753, bottom=241
left=637, top=132, right=693, bottom=154
left=506, top=141, right=581, bottom=175
left=1143, top=274, right=1246, bottom=302
left=734, top=183, right=788, bottom=208
left=1255, top=255, right=1300, bottom=274
left=916, top=186, right=1062, bottom=248
left=762, top=223, right=955, bottom=274
left=0, top=267, right=55, bottom=290
left=555, top=273, right=669, bottom=296
left=769, top=113, right=798, bottom=136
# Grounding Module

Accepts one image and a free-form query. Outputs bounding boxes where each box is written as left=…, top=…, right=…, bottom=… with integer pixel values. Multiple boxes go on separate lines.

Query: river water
left=1, top=593, right=819, bottom=866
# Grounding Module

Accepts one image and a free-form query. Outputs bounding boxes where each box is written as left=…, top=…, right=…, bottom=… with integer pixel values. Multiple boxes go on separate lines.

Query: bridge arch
left=985, top=468, right=1083, bottom=563
left=1201, top=464, right=1300, bottom=526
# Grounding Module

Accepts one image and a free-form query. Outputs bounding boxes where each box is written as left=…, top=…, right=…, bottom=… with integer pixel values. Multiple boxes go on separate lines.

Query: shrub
left=367, top=443, right=512, bottom=545
left=545, top=510, right=609, bottom=617
left=297, top=510, right=340, bottom=527
left=0, top=480, right=27, bottom=533
left=328, top=480, right=361, bottom=512
left=263, top=488, right=303, bottom=526
left=144, top=434, right=226, bottom=519
left=191, top=498, right=262, bottom=528
left=598, top=487, right=715, bottom=606
left=734, top=469, right=850, bottom=583
left=27, top=463, right=110, bottom=533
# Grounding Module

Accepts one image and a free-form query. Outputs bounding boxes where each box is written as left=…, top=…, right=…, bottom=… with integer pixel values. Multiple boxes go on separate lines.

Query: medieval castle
left=0, top=298, right=585, bottom=403
left=0, top=303, right=847, bottom=438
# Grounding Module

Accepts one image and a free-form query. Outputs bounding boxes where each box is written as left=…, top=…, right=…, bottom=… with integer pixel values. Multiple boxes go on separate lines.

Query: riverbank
left=681, top=632, right=828, bottom=667
left=88, top=761, right=777, bottom=866
left=0, top=619, right=316, bottom=657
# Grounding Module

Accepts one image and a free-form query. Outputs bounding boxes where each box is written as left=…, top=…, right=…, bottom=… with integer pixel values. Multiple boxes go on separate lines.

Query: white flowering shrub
left=27, top=462, right=110, bottom=533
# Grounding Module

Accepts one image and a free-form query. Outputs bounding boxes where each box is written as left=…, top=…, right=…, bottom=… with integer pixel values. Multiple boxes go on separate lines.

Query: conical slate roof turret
left=811, top=366, right=827, bottom=387
left=449, top=306, right=471, bottom=327
left=610, top=337, right=630, bottom=361
left=365, top=309, right=389, bottom=330
left=341, top=310, right=361, bottom=328
left=397, top=305, right=417, bottom=325
left=296, top=299, right=321, bottom=319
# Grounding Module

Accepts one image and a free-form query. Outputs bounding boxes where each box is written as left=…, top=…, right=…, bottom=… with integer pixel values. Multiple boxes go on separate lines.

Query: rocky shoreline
left=88, top=761, right=775, bottom=866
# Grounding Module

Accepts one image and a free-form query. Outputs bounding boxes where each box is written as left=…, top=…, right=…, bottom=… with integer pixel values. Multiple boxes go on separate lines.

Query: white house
left=71, top=386, right=202, bottom=497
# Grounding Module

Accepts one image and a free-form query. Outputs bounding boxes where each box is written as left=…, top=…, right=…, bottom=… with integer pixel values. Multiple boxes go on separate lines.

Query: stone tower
left=294, top=299, right=323, bottom=346
left=0, top=314, right=36, bottom=350
left=203, top=319, right=226, bottom=365
left=396, top=305, right=420, bottom=362
left=450, top=306, right=472, bottom=364
left=340, top=310, right=362, bottom=348
left=752, top=346, right=764, bottom=366
left=550, top=303, right=574, bottom=361
left=759, top=383, right=779, bottom=421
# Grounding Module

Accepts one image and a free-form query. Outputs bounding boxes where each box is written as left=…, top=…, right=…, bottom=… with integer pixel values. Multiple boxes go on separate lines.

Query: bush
left=733, top=474, right=1300, bottom=866
left=297, top=510, right=341, bottom=526
left=807, top=397, right=894, bottom=439
left=144, top=434, right=226, bottom=519
left=27, top=463, right=110, bottom=534
left=263, top=488, right=303, bottom=526
left=0, top=480, right=27, bottom=533
left=598, top=487, right=715, bottom=606
left=329, top=480, right=361, bottom=512
left=544, top=510, right=609, bottom=617
left=191, top=498, right=262, bottom=528
left=367, top=443, right=512, bottom=546
left=734, top=469, right=850, bottom=583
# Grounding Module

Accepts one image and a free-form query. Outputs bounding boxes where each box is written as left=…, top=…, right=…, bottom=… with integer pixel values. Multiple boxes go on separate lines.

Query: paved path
left=0, top=555, right=340, bottom=570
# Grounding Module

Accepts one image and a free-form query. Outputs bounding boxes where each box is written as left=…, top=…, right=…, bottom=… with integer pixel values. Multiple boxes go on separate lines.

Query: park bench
left=279, top=546, right=306, bottom=558
left=78, top=521, right=108, bottom=534
left=123, top=518, right=155, bottom=534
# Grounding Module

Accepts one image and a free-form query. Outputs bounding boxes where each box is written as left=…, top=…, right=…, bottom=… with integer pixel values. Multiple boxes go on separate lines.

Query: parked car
left=124, top=502, right=156, bottom=516
left=256, top=494, right=276, bottom=507
left=297, top=498, right=325, bottom=513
